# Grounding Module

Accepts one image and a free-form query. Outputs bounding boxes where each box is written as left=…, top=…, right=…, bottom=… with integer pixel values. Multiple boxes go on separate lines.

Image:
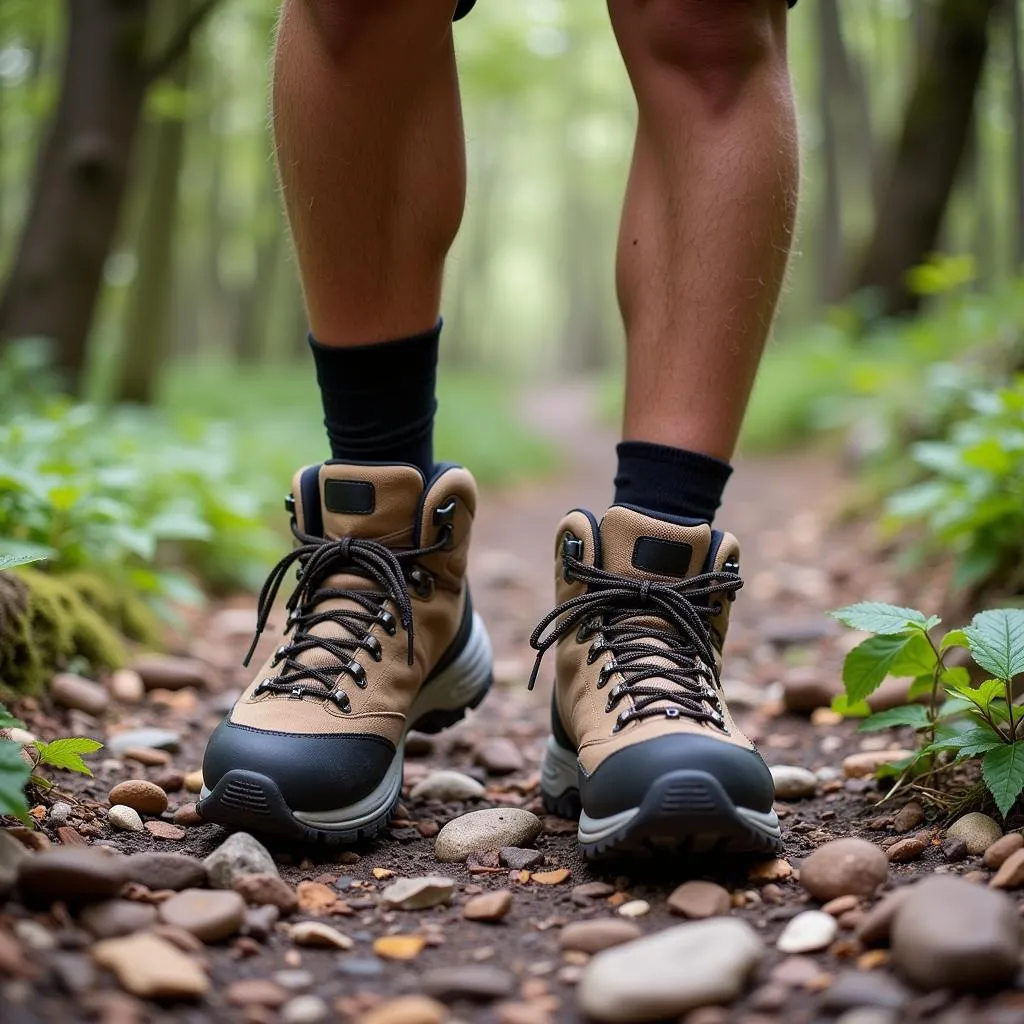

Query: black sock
left=613, top=440, right=732, bottom=523
left=309, top=322, right=440, bottom=477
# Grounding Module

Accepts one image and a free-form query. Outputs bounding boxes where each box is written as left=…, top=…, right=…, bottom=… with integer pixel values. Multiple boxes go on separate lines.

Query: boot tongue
left=598, top=505, right=712, bottom=581
left=316, top=463, right=425, bottom=545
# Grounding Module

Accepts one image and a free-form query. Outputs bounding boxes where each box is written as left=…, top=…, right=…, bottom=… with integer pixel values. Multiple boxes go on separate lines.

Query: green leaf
left=906, top=675, right=936, bottom=701
left=34, top=737, right=103, bottom=776
left=964, top=610, right=1024, bottom=682
left=875, top=753, right=922, bottom=780
left=947, top=678, right=1007, bottom=711
left=890, top=631, right=939, bottom=677
left=941, top=628, right=970, bottom=653
left=983, top=743, right=1024, bottom=818
left=922, top=725, right=1003, bottom=759
left=940, top=666, right=971, bottom=688
left=0, top=551, right=47, bottom=571
left=842, top=633, right=916, bottom=704
left=858, top=705, right=931, bottom=732
left=0, top=703, right=25, bottom=730
left=829, top=602, right=932, bottom=636
left=831, top=693, right=872, bottom=718
left=0, top=740, right=31, bottom=822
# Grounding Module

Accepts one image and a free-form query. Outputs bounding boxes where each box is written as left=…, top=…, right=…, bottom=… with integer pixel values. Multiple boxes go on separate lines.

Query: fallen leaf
left=372, top=868, right=394, bottom=880
left=531, top=869, right=570, bottom=886
left=373, top=935, right=426, bottom=961
left=517, top=870, right=531, bottom=884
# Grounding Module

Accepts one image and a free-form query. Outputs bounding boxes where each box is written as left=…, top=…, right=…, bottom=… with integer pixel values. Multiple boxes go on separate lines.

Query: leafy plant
left=0, top=702, right=103, bottom=823
left=832, top=603, right=1024, bottom=817
left=886, top=376, right=1024, bottom=591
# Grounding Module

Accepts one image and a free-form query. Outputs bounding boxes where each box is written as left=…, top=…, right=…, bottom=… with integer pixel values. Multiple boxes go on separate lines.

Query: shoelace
left=528, top=555, right=743, bottom=732
left=242, top=522, right=452, bottom=713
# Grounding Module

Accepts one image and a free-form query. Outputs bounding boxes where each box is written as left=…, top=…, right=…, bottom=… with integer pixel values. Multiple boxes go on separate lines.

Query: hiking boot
left=198, top=461, right=492, bottom=843
left=530, top=504, right=780, bottom=859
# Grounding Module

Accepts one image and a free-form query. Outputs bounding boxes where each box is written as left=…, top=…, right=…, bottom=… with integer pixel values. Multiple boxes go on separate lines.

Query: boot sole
left=540, top=736, right=783, bottom=860
left=197, top=612, right=493, bottom=844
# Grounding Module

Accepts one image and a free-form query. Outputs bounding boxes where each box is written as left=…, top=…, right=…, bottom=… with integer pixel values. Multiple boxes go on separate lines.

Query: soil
left=2, top=386, right=1020, bottom=1024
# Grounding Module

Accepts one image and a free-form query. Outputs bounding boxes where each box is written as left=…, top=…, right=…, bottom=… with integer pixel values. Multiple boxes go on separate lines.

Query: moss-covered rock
left=0, top=568, right=161, bottom=696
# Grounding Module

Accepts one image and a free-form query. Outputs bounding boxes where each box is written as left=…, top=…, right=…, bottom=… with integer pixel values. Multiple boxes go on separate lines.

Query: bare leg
left=273, top=0, right=465, bottom=345
left=609, top=0, right=798, bottom=460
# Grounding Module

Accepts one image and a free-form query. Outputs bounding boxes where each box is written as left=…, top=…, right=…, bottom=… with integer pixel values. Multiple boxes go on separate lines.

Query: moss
left=0, top=568, right=151, bottom=695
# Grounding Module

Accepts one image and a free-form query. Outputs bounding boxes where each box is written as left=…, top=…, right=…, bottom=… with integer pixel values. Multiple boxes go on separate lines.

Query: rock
left=50, top=673, right=109, bottom=716
left=145, top=820, right=185, bottom=841
left=983, top=831, right=1024, bottom=869
left=463, top=889, right=513, bottom=922
left=890, top=876, right=1020, bottom=991
left=296, top=880, right=337, bottom=913
left=184, top=770, right=204, bottom=793
left=226, top=979, right=289, bottom=1008
left=107, top=669, right=145, bottom=704
left=821, top=894, right=860, bottom=916
left=13, top=918, right=56, bottom=951
left=107, top=729, right=181, bottom=756
left=130, top=654, right=212, bottom=691
left=435, top=808, right=541, bottom=863
left=47, top=802, right=73, bottom=828
left=945, top=812, right=1002, bottom=855
left=762, top=615, right=836, bottom=647
left=421, top=965, right=516, bottom=1001
left=107, top=805, right=144, bottom=832
left=50, top=952, right=98, bottom=995
left=770, top=955, right=828, bottom=987
left=667, top=881, right=731, bottom=919
left=234, top=873, right=298, bottom=914
left=499, top=847, right=544, bottom=871
left=776, top=910, right=839, bottom=953
left=108, top=780, right=168, bottom=816
left=856, top=888, right=910, bottom=947
left=800, top=838, right=889, bottom=901
left=891, top=801, right=925, bottom=834
left=834, top=1012, right=899, bottom=1024
left=158, top=889, right=246, bottom=943
left=337, top=957, right=383, bottom=978
left=473, top=738, right=524, bottom=776
left=577, top=918, right=764, bottom=1022
left=288, top=921, right=353, bottom=949
left=941, top=838, right=969, bottom=863
left=769, top=765, right=817, bottom=801
left=80, top=899, right=158, bottom=938
left=0, top=829, right=29, bottom=898
left=204, top=832, right=277, bottom=888
left=842, top=751, right=915, bottom=779
left=242, top=905, right=279, bottom=942
left=18, top=848, right=127, bottom=906
left=152, top=770, right=185, bottom=793
left=571, top=881, right=616, bottom=901
left=173, top=804, right=203, bottom=828
left=886, top=834, right=929, bottom=863
left=373, top=934, right=426, bottom=960
left=361, top=995, right=448, bottom=1024
left=821, top=971, right=912, bottom=1012
left=91, top=933, right=208, bottom=999
left=617, top=899, right=650, bottom=918
left=274, top=970, right=314, bottom=991
left=747, top=858, right=793, bottom=884
left=560, top=918, right=643, bottom=954
left=380, top=875, right=455, bottom=910
left=989, top=847, right=1024, bottom=889
left=781, top=670, right=837, bottom=714
left=282, top=996, right=330, bottom=1024
left=123, top=852, right=206, bottom=891
left=410, top=770, right=486, bottom=803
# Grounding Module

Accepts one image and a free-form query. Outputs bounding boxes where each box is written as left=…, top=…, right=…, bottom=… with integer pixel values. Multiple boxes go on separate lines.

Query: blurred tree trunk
left=816, top=0, right=844, bottom=304
left=116, top=9, right=196, bottom=404
left=236, top=232, right=282, bottom=364
left=1011, top=0, right=1024, bottom=270
left=0, top=0, right=217, bottom=394
left=851, top=0, right=1000, bottom=318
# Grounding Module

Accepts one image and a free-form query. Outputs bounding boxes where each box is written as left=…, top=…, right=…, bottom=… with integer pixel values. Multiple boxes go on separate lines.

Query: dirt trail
left=7, top=383, right=1017, bottom=1024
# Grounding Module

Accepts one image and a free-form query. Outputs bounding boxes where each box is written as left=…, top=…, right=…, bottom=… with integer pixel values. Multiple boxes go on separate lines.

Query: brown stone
left=667, top=880, right=732, bottom=919
left=122, top=748, right=171, bottom=767
left=233, top=873, right=299, bottom=914
left=886, top=834, right=930, bottom=864
left=79, top=899, right=158, bottom=939
left=50, top=673, right=109, bottom=716
left=891, top=801, right=925, bottom=834
left=158, top=889, right=246, bottom=943
left=821, top=895, right=860, bottom=917
left=800, top=839, right=889, bottom=901
left=145, top=820, right=185, bottom=841
left=173, top=804, right=203, bottom=828
left=463, top=889, right=513, bottom=922
left=983, top=832, right=1024, bottom=870
left=841, top=751, right=915, bottom=779
left=108, top=780, right=168, bottom=816
left=91, top=933, right=208, bottom=999
left=990, top=848, right=1024, bottom=890
left=359, top=995, right=448, bottom=1024
left=225, top=979, right=289, bottom=1008
left=856, top=888, right=911, bottom=947
left=559, top=918, right=642, bottom=954
left=130, top=654, right=212, bottom=691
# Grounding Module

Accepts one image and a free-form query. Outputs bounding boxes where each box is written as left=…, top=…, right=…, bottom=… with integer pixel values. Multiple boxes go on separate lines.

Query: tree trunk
left=816, top=0, right=844, bottom=304
left=851, top=0, right=1000, bottom=318
left=115, top=15, right=193, bottom=404
left=1011, top=0, right=1024, bottom=270
left=0, top=0, right=152, bottom=393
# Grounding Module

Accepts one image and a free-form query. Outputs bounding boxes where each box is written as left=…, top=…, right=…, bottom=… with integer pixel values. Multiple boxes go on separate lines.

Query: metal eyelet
left=561, top=532, right=583, bottom=582
left=365, top=636, right=383, bottom=661
left=253, top=678, right=272, bottom=697
left=664, top=707, right=681, bottom=719
left=347, top=660, right=367, bottom=688
left=605, top=683, right=626, bottom=712
left=272, top=645, right=287, bottom=666
left=410, top=568, right=435, bottom=599
left=289, top=686, right=305, bottom=700
left=586, top=640, right=606, bottom=665
left=432, top=499, right=457, bottom=548
left=328, top=691, right=351, bottom=714
left=378, top=609, right=397, bottom=635
left=596, top=659, right=617, bottom=688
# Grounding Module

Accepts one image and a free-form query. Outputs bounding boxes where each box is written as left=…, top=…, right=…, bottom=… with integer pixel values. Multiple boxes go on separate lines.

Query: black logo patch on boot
left=324, top=479, right=376, bottom=515
left=631, top=537, right=693, bottom=577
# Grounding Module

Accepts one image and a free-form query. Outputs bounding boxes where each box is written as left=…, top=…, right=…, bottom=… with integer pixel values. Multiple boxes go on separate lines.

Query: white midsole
left=290, top=612, right=493, bottom=830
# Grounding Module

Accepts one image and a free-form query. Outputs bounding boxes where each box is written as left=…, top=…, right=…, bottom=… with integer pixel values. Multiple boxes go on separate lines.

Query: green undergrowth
left=160, top=359, right=558, bottom=490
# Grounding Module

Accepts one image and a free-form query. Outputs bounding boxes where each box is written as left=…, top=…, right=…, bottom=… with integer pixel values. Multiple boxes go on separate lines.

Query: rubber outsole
left=543, top=768, right=783, bottom=861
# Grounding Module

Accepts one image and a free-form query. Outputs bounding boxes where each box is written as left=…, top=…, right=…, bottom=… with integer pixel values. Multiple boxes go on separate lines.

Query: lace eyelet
left=664, top=707, right=681, bottom=719
left=365, top=636, right=383, bottom=661
left=410, top=568, right=435, bottom=599
left=347, top=660, right=367, bottom=688
left=596, top=659, right=617, bottom=688
left=253, top=678, right=273, bottom=697
left=604, top=683, right=626, bottom=712
left=272, top=645, right=287, bottom=666
left=586, top=641, right=605, bottom=666
left=328, top=691, right=351, bottom=714
left=377, top=609, right=397, bottom=635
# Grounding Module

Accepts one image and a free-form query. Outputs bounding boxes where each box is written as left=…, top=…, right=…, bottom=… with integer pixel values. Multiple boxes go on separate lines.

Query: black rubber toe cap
left=202, top=719, right=396, bottom=814
left=580, top=733, right=775, bottom=818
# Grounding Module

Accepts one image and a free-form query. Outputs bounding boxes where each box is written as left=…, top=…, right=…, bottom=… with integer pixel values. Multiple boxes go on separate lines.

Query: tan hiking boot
left=199, top=461, right=492, bottom=843
left=531, top=504, right=780, bottom=859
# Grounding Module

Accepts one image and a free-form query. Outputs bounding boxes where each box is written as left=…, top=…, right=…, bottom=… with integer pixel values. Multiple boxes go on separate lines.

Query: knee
left=613, top=0, right=788, bottom=112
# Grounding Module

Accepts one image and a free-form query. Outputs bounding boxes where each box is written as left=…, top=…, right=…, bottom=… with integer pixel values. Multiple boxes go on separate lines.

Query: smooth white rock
left=777, top=910, right=839, bottom=953
left=107, top=805, right=144, bottom=833
left=409, top=770, right=485, bottom=803
left=770, top=765, right=818, bottom=801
